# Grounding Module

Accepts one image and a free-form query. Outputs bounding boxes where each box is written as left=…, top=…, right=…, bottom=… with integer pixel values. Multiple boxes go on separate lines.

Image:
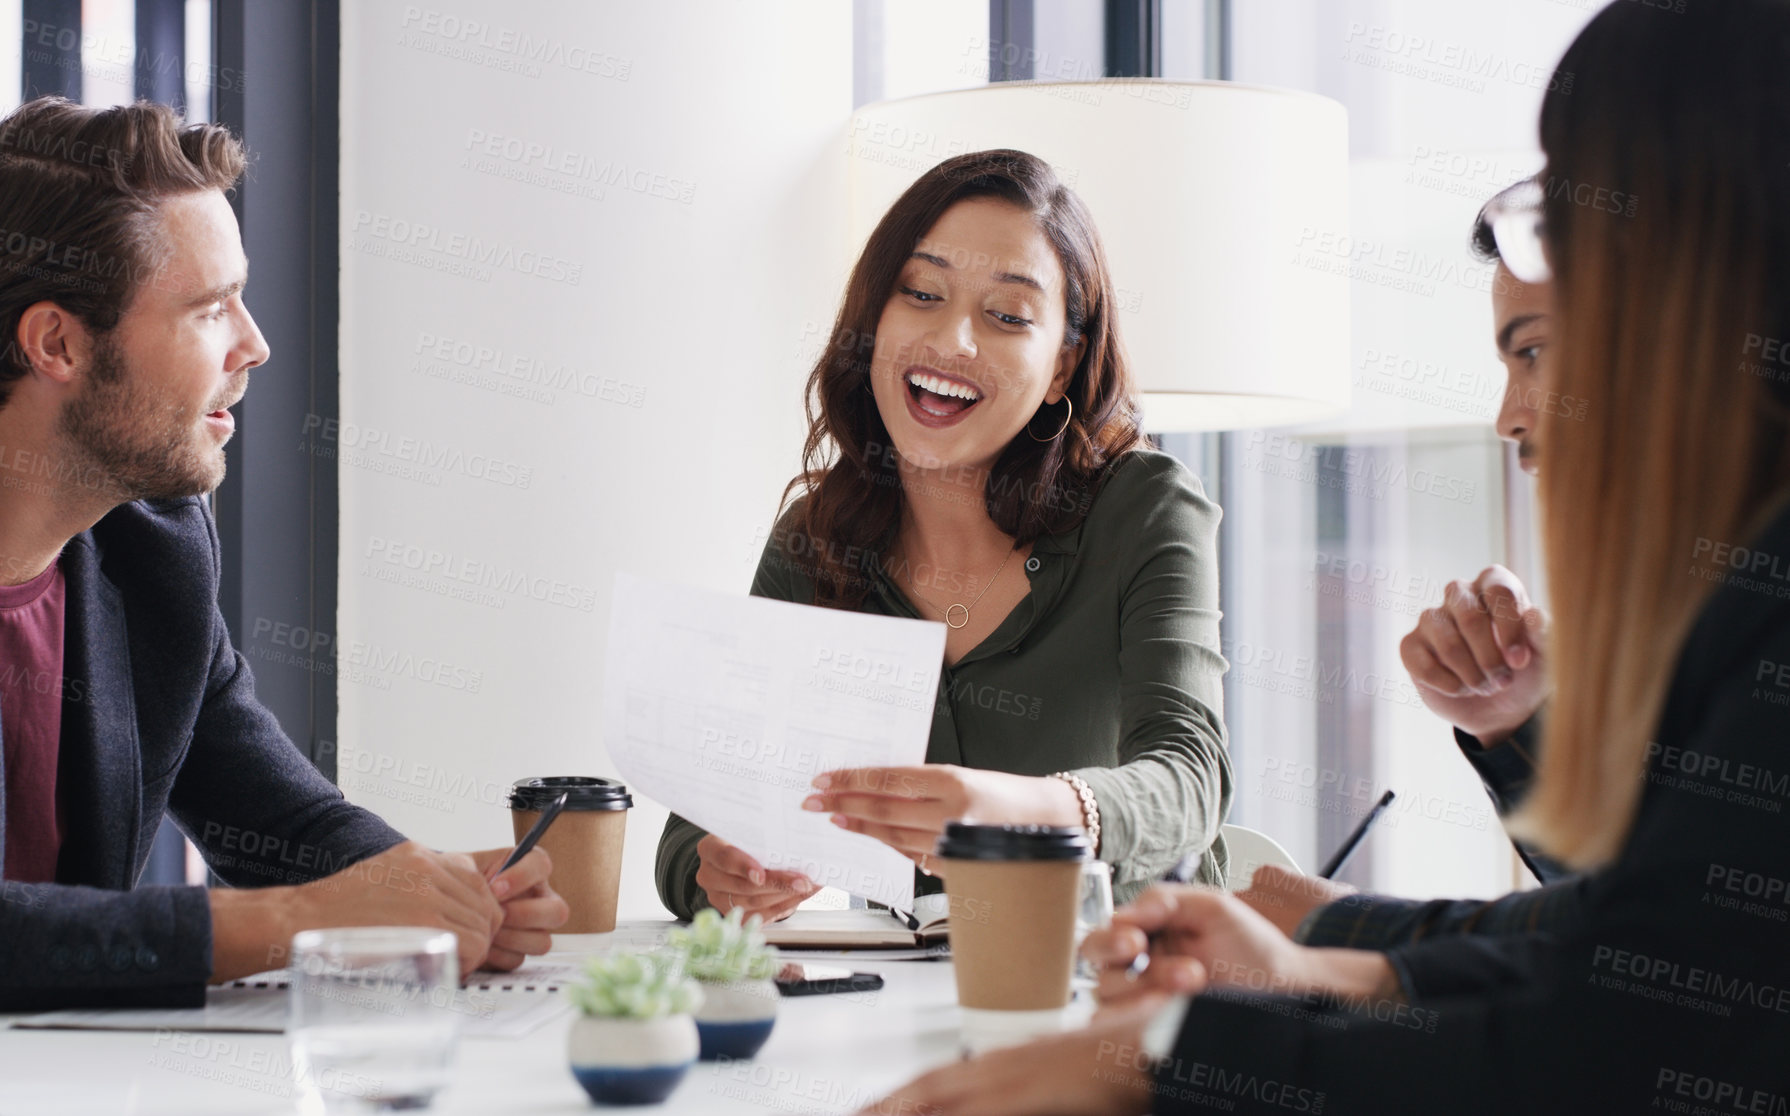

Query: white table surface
left=0, top=922, right=998, bottom=1116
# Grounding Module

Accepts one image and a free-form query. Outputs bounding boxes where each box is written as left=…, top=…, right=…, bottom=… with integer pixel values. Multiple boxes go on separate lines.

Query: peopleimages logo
left=1644, top=739, right=1787, bottom=813
left=1243, top=432, right=1478, bottom=504
left=411, top=331, right=646, bottom=409
left=1592, top=945, right=1790, bottom=1016
left=397, top=6, right=632, bottom=80
left=299, top=415, right=534, bottom=490
left=349, top=211, right=583, bottom=286
left=1704, top=862, right=1790, bottom=924
left=363, top=536, right=600, bottom=613
left=1097, top=1040, right=1329, bottom=1113
left=1693, top=536, right=1790, bottom=582
left=462, top=130, right=694, bottom=205
left=1654, top=1068, right=1787, bottom=1115
left=1342, top=21, right=1573, bottom=94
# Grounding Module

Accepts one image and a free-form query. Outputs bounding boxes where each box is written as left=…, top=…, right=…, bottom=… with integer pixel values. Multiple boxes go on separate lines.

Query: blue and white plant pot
left=693, top=978, right=779, bottom=1061
left=567, top=1013, right=699, bottom=1106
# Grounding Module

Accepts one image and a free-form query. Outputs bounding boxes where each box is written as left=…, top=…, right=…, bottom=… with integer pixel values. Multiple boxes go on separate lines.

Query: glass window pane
left=80, top=0, right=133, bottom=107
left=184, top=0, right=210, bottom=122
left=0, top=0, right=21, bottom=111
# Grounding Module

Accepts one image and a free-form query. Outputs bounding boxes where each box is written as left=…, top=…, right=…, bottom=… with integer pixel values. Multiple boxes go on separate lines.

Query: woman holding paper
left=655, top=149, right=1232, bottom=921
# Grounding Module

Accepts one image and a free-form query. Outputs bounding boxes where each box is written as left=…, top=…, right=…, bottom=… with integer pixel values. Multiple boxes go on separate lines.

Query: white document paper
left=10, top=978, right=571, bottom=1040
left=604, top=573, right=946, bottom=911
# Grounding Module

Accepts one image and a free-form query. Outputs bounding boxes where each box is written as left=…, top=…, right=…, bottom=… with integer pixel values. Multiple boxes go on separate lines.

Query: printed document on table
left=11, top=977, right=571, bottom=1039
left=604, top=573, right=946, bottom=911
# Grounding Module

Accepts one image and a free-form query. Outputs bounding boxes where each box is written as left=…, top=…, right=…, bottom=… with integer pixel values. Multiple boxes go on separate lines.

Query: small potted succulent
left=566, top=952, right=703, bottom=1105
left=665, top=908, right=782, bottom=1061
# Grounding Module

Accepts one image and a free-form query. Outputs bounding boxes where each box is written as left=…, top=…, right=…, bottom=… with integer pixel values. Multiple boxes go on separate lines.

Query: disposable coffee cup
left=509, top=777, right=632, bottom=933
left=937, top=822, right=1090, bottom=1013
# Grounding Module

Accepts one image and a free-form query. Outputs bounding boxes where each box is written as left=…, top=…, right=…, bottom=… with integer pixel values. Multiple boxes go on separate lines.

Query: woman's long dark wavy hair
left=786, top=149, right=1142, bottom=608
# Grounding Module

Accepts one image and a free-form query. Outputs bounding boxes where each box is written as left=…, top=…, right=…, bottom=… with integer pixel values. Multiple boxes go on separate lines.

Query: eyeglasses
left=1485, top=178, right=1551, bottom=285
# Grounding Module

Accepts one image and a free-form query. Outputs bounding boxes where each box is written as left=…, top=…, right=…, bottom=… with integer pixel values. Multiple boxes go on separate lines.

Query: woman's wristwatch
left=1049, top=771, right=1101, bottom=855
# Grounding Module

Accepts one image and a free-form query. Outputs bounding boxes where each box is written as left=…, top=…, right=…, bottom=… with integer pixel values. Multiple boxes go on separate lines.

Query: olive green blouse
left=654, top=448, right=1233, bottom=918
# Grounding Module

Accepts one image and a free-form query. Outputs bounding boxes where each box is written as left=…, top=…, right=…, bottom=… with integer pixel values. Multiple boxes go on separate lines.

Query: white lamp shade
left=848, top=79, right=1352, bottom=432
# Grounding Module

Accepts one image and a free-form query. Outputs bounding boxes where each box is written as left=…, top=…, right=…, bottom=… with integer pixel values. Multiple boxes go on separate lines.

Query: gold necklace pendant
left=904, top=543, right=1018, bottom=630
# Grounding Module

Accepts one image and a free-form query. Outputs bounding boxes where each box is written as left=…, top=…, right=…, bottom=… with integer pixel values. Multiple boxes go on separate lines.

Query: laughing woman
left=655, top=149, right=1233, bottom=921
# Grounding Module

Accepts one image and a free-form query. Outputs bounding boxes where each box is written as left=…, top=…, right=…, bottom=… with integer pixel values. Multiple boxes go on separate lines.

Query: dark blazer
left=0, top=498, right=403, bottom=1011
left=1157, top=501, right=1790, bottom=1113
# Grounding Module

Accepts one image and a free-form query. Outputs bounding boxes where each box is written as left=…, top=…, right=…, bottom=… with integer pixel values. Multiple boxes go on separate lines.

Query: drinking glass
left=1072, top=860, right=1114, bottom=989
left=288, top=927, right=461, bottom=1114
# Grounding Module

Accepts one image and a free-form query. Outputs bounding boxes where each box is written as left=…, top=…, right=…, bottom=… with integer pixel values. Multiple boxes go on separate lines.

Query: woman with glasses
left=654, top=150, right=1233, bottom=922
left=873, top=2, right=1790, bottom=1110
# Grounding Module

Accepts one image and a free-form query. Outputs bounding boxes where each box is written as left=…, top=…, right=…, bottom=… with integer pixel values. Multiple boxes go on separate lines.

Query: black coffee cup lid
left=509, top=776, right=632, bottom=812
left=935, top=821, right=1090, bottom=861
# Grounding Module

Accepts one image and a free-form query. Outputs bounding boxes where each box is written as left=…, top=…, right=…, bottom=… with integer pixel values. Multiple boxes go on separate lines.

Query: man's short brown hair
left=0, top=97, right=245, bottom=405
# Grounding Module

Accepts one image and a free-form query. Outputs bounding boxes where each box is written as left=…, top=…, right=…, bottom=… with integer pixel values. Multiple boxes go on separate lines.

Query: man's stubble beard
left=55, top=334, right=227, bottom=504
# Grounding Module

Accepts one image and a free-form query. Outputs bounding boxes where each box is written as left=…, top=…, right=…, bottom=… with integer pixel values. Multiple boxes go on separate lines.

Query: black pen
left=1317, top=790, right=1396, bottom=880
left=496, top=790, right=569, bottom=876
left=1122, top=793, right=1396, bottom=982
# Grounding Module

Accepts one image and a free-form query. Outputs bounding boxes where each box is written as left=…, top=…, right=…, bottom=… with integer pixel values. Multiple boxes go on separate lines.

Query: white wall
left=337, top=2, right=851, bottom=919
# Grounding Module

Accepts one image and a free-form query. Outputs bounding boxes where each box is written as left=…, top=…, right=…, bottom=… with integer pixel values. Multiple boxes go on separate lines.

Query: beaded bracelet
left=1049, top=771, right=1101, bottom=855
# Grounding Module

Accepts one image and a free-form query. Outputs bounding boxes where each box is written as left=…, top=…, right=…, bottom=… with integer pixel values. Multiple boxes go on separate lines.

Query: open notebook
left=760, top=892, right=951, bottom=951
left=10, top=960, right=581, bottom=1040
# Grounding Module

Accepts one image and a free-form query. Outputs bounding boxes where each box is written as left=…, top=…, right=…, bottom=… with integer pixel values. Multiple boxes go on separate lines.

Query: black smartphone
left=774, top=962, right=885, bottom=997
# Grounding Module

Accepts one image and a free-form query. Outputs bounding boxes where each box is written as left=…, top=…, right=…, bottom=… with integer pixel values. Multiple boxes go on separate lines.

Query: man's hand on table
left=467, top=846, right=570, bottom=970
left=209, top=841, right=567, bottom=982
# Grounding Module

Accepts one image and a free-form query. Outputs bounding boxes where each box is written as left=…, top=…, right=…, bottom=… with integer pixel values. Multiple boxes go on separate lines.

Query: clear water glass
left=1073, top=860, right=1114, bottom=989
left=288, top=927, right=461, bottom=1114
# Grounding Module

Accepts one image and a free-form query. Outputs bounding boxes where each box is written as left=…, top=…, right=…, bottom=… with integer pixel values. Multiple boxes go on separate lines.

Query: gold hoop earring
left=1028, top=396, right=1073, bottom=442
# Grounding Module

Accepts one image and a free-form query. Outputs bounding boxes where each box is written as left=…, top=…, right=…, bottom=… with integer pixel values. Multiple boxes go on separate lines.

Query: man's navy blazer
left=0, top=497, right=403, bottom=1010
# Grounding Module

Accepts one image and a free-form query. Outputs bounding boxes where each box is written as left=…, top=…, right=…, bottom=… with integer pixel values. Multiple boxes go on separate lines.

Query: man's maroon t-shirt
left=0, top=558, right=66, bottom=883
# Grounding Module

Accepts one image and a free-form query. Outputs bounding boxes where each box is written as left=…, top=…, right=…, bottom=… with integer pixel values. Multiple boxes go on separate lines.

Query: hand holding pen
left=1084, top=792, right=1396, bottom=1010
left=1082, top=884, right=1309, bottom=1012
left=496, top=791, right=570, bottom=877
left=466, top=791, right=574, bottom=971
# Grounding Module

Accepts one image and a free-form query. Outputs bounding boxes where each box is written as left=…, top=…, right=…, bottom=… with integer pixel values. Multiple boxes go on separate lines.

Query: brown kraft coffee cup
left=509, top=777, right=632, bottom=933
left=938, top=822, right=1090, bottom=1011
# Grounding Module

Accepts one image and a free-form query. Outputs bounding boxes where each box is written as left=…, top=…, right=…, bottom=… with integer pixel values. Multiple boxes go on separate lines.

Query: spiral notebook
left=10, top=961, right=581, bottom=1040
